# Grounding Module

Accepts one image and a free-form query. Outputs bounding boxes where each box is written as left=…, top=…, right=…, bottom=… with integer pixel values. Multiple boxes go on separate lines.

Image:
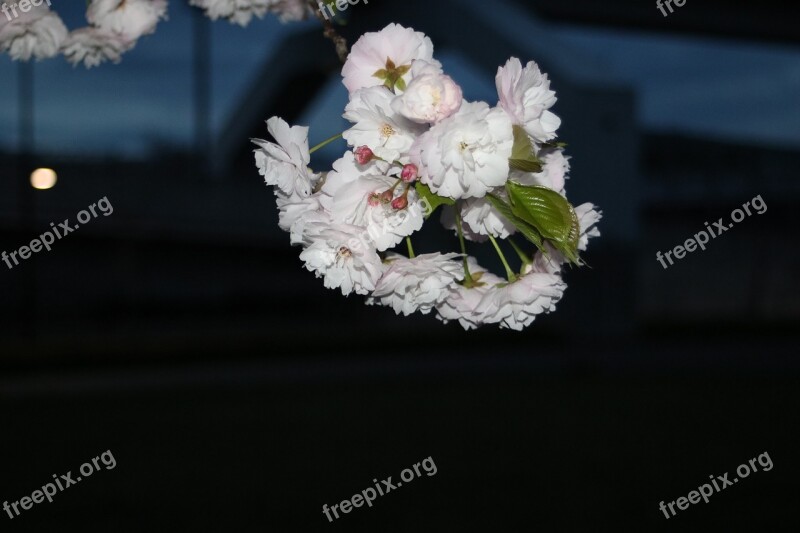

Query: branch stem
left=308, top=0, right=349, bottom=63
left=309, top=133, right=343, bottom=154
left=406, top=237, right=416, bottom=259
left=489, top=235, right=517, bottom=283
left=454, top=207, right=475, bottom=284
left=509, top=238, right=531, bottom=266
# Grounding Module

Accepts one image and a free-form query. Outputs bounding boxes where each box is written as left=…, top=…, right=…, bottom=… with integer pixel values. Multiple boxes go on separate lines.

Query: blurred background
left=1, top=0, right=798, bottom=530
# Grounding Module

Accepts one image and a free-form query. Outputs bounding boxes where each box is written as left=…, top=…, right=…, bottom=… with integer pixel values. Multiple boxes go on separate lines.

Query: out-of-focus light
left=30, top=168, right=57, bottom=190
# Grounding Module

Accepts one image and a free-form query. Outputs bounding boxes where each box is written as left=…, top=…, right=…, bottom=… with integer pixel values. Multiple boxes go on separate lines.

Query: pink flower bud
left=391, top=196, right=408, bottom=210
left=380, top=190, right=394, bottom=203
left=354, top=146, right=374, bottom=165
left=401, top=163, right=418, bottom=183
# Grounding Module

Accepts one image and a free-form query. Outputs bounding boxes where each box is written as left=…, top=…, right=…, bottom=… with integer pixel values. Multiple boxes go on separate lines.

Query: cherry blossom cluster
left=0, top=0, right=310, bottom=68
left=254, top=23, right=601, bottom=331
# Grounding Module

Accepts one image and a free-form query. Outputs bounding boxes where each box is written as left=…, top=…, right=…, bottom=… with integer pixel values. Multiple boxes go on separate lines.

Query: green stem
left=454, top=207, right=475, bottom=284
left=309, top=133, right=343, bottom=154
left=489, top=235, right=517, bottom=283
left=509, top=238, right=531, bottom=266
left=406, top=236, right=416, bottom=259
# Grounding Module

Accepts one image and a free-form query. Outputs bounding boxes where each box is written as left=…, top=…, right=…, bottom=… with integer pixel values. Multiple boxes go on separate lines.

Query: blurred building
left=1, top=0, right=798, bottom=361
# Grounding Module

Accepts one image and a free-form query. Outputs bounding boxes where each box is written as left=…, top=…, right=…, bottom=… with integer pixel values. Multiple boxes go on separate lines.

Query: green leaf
left=509, top=158, right=543, bottom=173
left=486, top=194, right=544, bottom=251
left=509, top=125, right=543, bottom=173
left=415, top=182, right=454, bottom=218
left=505, top=181, right=581, bottom=264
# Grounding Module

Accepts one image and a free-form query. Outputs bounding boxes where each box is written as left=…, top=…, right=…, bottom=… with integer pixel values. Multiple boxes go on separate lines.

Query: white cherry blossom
left=370, top=253, right=463, bottom=316
left=391, top=60, right=463, bottom=124
left=436, top=258, right=505, bottom=330
left=299, top=222, right=385, bottom=296
left=496, top=57, right=561, bottom=142
left=253, top=117, right=318, bottom=198
left=343, top=86, right=424, bottom=163
left=342, top=23, right=440, bottom=94
left=479, top=269, right=567, bottom=331
left=412, top=101, right=514, bottom=200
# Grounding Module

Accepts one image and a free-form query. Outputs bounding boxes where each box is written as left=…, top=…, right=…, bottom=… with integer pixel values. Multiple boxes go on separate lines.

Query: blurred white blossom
left=189, top=0, right=308, bottom=26
left=0, top=4, right=67, bottom=61
left=62, top=27, right=133, bottom=68
left=87, top=0, right=167, bottom=41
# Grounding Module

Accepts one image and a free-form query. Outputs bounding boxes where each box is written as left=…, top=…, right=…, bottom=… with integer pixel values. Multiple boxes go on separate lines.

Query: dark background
left=1, top=0, right=799, bottom=530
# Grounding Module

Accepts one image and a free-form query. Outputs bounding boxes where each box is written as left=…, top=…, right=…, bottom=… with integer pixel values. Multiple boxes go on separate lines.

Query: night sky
left=1, top=2, right=798, bottom=158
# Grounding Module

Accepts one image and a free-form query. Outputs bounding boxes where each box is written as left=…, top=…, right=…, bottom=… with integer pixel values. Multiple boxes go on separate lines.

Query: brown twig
left=307, top=0, right=349, bottom=64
